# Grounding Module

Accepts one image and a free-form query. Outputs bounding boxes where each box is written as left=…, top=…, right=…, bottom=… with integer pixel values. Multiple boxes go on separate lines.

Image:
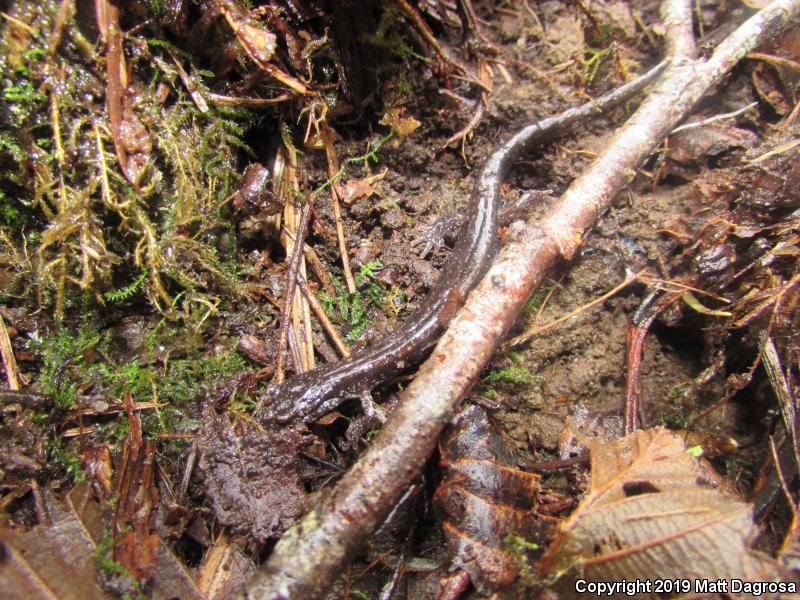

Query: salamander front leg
left=343, top=390, right=388, bottom=449
left=359, top=389, right=387, bottom=425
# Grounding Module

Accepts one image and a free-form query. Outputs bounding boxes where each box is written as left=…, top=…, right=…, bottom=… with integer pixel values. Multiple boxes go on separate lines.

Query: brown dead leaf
left=0, top=482, right=205, bottom=600
left=668, top=123, right=756, bottom=165
left=237, top=333, right=271, bottom=365
left=219, top=0, right=276, bottom=65
left=216, top=0, right=308, bottom=95
left=379, top=107, right=421, bottom=141
left=118, top=92, right=152, bottom=185
left=0, top=483, right=115, bottom=600
left=538, top=427, right=789, bottom=596
left=338, top=168, right=388, bottom=204
left=82, top=444, right=113, bottom=500
left=434, top=405, right=555, bottom=595
left=199, top=403, right=311, bottom=542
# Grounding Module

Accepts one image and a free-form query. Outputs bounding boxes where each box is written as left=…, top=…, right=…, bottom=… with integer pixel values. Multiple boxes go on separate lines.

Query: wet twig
left=623, top=288, right=682, bottom=433
left=274, top=203, right=312, bottom=384
left=661, top=0, right=696, bottom=60
left=244, top=2, right=800, bottom=597
left=321, top=123, right=357, bottom=294
left=0, top=314, right=23, bottom=390
left=294, top=274, right=351, bottom=359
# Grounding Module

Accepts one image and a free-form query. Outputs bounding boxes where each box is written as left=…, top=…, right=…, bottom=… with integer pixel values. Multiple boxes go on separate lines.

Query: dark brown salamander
left=256, top=62, right=666, bottom=424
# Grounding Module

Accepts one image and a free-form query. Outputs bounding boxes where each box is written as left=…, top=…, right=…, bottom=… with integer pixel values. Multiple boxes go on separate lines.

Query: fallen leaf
left=199, top=403, right=311, bottom=542
left=0, top=482, right=205, bottom=600
left=82, top=444, right=113, bottom=501
left=196, top=530, right=255, bottom=600
left=339, top=168, right=388, bottom=204
left=538, top=427, right=790, bottom=596
left=217, top=0, right=307, bottom=94
left=0, top=484, right=115, bottom=600
left=119, top=91, right=152, bottom=185
left=434, top=404, right=555, bottom=594
left=237, top=333, right=271, bottom=365
left=379, top=107, right=421, bottom=141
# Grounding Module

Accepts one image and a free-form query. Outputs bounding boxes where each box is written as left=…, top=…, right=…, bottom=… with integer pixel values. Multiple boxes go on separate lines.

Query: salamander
left=256, top=62, right=666, bottom=425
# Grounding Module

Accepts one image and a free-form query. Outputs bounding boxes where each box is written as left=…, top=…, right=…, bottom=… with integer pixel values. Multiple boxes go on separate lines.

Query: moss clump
left=0, top=1, right=254, bottom=317
left=483, top=365, right=542, bottom=386
left=320, top=260, right=388, bottom=342
left=30, top=313, right=249, bottom=483
left=34, top=318, right=101, bottom=408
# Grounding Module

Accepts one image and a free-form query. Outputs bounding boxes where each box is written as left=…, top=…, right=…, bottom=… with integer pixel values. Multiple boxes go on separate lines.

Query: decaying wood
left=244, top=1, right=800, bottom=597
left=112, top=394, right=159, bottom=587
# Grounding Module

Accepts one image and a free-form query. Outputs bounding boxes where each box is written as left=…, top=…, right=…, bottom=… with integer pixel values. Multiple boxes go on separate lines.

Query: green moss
left=522, top=284, right=555, bottom=317
left=580, top=45, right=616, bottom=84
left=45, top=436, right=86, bottom=481
left=155, top=350, right=248, bottom=406
left=310, top=131, right=393, bottom=201
left=34, top=320, right=102, bottom=408
left=483, top=366, right=542, bottom=386
left=320, top=260, right=388, bottom=342
left=105, top=269, right=148, bottom=304
left=94, top=529, right=144, bottom=600
left=0, top=1, right=256, bottom=318
left=504, top=531, right=539, bottom=580
left=31, top=313, right=246, bottom=471
left=364, top=6, right=428, bottom=97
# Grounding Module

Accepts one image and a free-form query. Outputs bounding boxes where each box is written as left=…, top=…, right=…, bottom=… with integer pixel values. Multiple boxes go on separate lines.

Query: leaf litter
left=198, top=401, right=312, bottom=543
left=538, top=427, right=792, bottom=597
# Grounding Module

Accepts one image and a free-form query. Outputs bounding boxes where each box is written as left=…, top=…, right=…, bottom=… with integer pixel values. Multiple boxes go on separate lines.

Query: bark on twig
left=244, top=2, right=800, bottom=597
left=660, top=0, right=696, bottom=60
left=0, top=314, right=23, bottom=390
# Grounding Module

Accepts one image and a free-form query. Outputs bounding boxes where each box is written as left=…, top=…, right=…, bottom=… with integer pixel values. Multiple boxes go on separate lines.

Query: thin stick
left=293, top=186, right=316, bottom=371
left=770, top=436, right=797, bottom=512
left=49, top=0, right=74, bottom=54
left=624, top=290, right=682, bottom=433
left=321, top=124, right=357, bottom=294
left=670, top=101, right=758, bottom=134
left=746, top=51, right=800, bottom=72
left=443, top=98, right=486, bottom=149
left=207, top=91, right=293, bottom=108
left=506, top=269, right=647, bottom=347
left=303, top=243, right=336, bottom=294
left=295, top=275, right=351, bottom=359
left=275, top=204, right=312, bottom=383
